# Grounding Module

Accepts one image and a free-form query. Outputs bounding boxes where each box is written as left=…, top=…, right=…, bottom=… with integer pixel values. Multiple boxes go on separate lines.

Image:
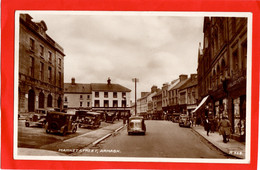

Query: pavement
left=18, top=120, right=125, bottom=156
left=191, top=125, right=245, bottom=159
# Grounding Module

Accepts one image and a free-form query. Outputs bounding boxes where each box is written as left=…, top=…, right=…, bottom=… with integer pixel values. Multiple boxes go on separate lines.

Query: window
left=122, top=100, right=126, bottom=107
left=241, top=42, right=247, bottom=70
left=113, top=92, right=117, bottom=98
left=65, top=96, right=67, bottom=102
left=80, top=102, right=83, bottom=107
left=80, top=95, right=83, bottom=99
left=95, top=92, right=99, bottom=98
left=40, top=62, right=44, bottom=81
left=58, top=58, right=61, bottom=67
left=94, top=100, right=100, bottom=107
left=29, top=56, right=34, bottom=77
left=122, top=92, right=126, bottom=99
left=87, top=102, right=90, bottom=107
left=104, top=92, right=108, bottom=98
left=48, top=51, right=52, bottom=63
left=40, top=45, right=44, bottom=57
left=104, top=100, right=109, bottom=107
left=232, top=50, right=239, bottom=71
left=30, top=38, right=35, bottom=51
left=87, top=95, right=90, bottom=99
left=58, top=72, right=61, bottom=87
left=48, top=66, right=52, bottom=83
left=113, top=100, right=118, bottom=107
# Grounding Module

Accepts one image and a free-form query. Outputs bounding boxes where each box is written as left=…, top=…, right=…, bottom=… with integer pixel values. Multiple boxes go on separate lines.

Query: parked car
left=45, top=112, right=77, bottom=135
left=105, top=111, right=116, bottom=123
left=179, top=114, right=191, bottom=127
left=75, top=110, right=101, bottom=129
left=127, top=116, right=146, bottom=135
left=172, top=113, right=181, bottom=123
left=25, top=108, right=54, bottom=127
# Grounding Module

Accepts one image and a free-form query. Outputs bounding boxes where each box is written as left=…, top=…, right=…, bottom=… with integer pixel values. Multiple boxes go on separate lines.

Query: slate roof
left=64, top=83, right=91, bottom=93
left=169, top=78, right=189, bottom=91
left=64, top=83, right=131, bottom=93
left=91, top=83, right=131, bottom=92
left=179, top=77, right=198, bottom=90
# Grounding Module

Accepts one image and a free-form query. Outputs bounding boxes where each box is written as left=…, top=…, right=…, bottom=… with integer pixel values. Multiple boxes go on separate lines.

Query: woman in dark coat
left=204, top=117, right=211, bottom=136
left=218, top=116, right=231, bottom=143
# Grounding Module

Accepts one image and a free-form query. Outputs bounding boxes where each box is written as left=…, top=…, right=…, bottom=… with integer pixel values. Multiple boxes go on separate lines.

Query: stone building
left=196, top=17, right=247, bottom=141
left=19, top=14, right=65, bottom=113
left=178, top=74, right=198, bottom=116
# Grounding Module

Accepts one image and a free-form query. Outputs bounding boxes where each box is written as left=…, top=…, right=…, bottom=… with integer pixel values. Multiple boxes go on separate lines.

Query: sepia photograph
left=13, top=11, right=251, bottom=164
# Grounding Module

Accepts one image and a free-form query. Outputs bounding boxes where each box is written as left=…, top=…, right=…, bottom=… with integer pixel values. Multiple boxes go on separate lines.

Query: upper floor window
left=58, top=72, right=62, bottom=87
left=29, top=56, right=34, bottom=77
left=40, top=45, right=44, bottom=58
left=113, top=92, right=117, bottom=98
left=40, top=62, right=44, bottom=81
left=95, top=92, right=99, bottom=98
left=80, top=102, right=83, bottom=107
left=80, top=95, right=83, bottom=99
left=122, top=92, right=126, bottom=99
left=48, top=51, right=52, bottom=63
left=104, top=92, right=108, bottom=98
left=58, top=58, right=61, bottom=67
left=29, top=38, right=35, bottom=51
left=87, top=95, right=90, bottom=99
left=48, top=66, right=52, bottom=83
left=65, top=96, right=68, bottom=102
left=104, top=100, right=109, bottom=107
left=94, top=100, right=100, bottom=107
left=113, top=100, right=118, bottom=107
left=232, top=49, right=239, bottom=71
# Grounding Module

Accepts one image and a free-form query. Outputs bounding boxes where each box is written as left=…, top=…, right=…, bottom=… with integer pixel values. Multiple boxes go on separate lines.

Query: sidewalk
left=18, top=121, right=125, bottom=156
left=191, top=125, right=245, bottom=159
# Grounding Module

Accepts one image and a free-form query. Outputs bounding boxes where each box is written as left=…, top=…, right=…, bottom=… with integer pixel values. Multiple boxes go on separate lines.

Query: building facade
left=64, top=78, right=131, bottom=115
left=19, top=14, right=65, bottom=113
left=197, top=17, right=247, bottom=141
left=64, top=78, right=92, bottom=111
left=178, top=74, right=198, bottom=116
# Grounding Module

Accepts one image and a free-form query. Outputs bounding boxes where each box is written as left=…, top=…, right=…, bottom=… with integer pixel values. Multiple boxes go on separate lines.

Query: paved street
left=18, top=119, right=122, bottom=152
left=74, top=120, right=234, bottom=158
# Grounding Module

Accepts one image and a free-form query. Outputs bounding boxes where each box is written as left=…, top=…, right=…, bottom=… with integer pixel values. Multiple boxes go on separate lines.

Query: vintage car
left=75, top=110, right=101, bottom=129
left=105, top=112, right=116, bottom=123
left=127, top=116, right=146, bottom=135
left=45, top=112, right=77, bottom=135
left=25, top=108, right=54, bottom=127
left=179, top=114, right=191, bottom=127
left=172, top=113, right=181, bottom=123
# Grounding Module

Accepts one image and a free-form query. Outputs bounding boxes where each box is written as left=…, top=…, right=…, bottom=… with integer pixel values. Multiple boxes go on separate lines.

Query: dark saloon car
left=127, top=116, right=146, bottom=135
left=75, top=110, right=101, bottom=129
left=45, top=112, right=78, bottom=135
left=25, top=108, right=54, bottom=127
left=179, top=114, right=191, bottom=127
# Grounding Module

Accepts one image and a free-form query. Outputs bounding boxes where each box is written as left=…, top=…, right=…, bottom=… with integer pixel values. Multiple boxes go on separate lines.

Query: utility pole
left=132, top=78, right=139, bottom=116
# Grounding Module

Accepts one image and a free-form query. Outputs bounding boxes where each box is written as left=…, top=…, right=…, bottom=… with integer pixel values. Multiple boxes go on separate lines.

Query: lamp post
left=132, top=78, right=139, bottom=116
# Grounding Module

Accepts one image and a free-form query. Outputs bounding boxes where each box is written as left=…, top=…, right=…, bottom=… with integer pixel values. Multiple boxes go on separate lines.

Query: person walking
left=218, top=116, right=231, bottom=143
left=204, top=117, right=211, bottom=136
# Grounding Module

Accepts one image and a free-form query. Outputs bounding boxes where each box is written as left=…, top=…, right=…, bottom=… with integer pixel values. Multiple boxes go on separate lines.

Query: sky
left=25, top=11, right=204, bottom=101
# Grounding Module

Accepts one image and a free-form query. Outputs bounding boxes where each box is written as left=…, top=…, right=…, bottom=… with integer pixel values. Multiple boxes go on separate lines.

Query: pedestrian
left=204, top=117, right=211, bottom=136
left=218, top=116, right=231, bottom=143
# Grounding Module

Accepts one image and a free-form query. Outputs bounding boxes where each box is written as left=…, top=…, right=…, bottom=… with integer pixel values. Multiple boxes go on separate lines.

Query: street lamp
left=132, top=78, right=139, bottom=116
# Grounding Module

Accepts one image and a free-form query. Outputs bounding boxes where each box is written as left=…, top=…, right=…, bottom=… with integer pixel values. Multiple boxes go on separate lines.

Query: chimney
left=151, top=85, right=158, bottom=93
left=107, top=77, right=111, bottom=85
left=190, top=74, right=197, bottom=81
left=179, top=74, right=188, bottom=82
left=71, top=77, right=76, bottom=85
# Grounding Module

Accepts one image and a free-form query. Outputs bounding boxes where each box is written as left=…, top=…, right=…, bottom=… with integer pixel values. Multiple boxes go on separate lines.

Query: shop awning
left=191, top=95, right=209, bottom=113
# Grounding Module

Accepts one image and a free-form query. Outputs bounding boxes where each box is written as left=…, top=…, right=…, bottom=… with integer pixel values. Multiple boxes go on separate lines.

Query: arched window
left=28, top=89, right=35, bottom=112
left=39, top=91, right=45, bottom=108
left=47, top=94, right=52, bottom=107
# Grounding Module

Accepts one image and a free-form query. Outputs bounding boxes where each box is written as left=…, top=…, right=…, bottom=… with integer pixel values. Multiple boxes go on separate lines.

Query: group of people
left=204, top=116, right=231, bottom=143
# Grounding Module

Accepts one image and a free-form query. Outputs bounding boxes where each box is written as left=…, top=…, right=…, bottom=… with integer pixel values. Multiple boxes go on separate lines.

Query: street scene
left=16, top=12, right=248, bottom=161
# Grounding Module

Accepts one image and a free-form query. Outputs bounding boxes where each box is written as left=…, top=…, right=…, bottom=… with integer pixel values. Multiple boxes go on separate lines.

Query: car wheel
left=46, top=129, right=50, bottom=134
left=25, top=122, right=29, bottom=127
